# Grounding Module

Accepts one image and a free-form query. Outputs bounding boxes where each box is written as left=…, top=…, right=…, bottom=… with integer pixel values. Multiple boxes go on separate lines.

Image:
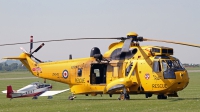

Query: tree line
left=0, top=62, right=27, bottom=71
left=0, top=61, right=199, bottom=72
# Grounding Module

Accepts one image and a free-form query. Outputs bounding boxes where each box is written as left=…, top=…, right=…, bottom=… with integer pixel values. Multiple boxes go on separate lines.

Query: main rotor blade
left=121, top=38, right=132, bottom=53
left=143, top=38, right=200, bottom=48
left=0, top=37, right=121, bottom=46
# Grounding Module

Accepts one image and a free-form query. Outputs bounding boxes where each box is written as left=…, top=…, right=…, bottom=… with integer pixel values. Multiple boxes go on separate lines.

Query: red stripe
left=13, top=91, right=44, bottom=98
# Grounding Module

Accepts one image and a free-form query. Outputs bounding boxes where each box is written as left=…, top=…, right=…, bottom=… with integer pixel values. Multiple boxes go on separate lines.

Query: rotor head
left=127, top=32, right=138, bottom=37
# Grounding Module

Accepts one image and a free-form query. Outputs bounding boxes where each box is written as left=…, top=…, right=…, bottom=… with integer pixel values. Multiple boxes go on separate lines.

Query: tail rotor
left=28, top=36, right=45, bottom=62
left=30, top=43, right=45, bottom=56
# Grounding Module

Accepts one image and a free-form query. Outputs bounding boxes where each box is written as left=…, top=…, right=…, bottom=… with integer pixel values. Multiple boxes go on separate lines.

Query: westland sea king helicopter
left=1, top=32, right=200, bottom=100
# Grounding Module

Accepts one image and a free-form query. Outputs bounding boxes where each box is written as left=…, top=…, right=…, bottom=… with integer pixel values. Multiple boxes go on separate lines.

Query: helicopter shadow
left=168, top=97, right=200, bottom=102
left=65, top=97, right=200, bottom=101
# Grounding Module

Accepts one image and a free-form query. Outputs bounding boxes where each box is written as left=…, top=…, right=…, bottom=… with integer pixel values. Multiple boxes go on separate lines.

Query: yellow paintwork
left=4, top=32, right=190, bottom=98
left=127, top=32, right=138, bottom=37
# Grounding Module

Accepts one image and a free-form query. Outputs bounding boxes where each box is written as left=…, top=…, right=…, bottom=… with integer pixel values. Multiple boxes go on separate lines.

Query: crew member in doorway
left=91, top=73, right=96, bottom=84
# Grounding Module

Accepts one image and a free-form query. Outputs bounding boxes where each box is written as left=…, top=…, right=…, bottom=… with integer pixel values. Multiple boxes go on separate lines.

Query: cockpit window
left=153, top=57, right=185, bottom=79
left=78, top=68, right=82, bottom=77
left=162, top=59, right=185, bottom=79
left=162, top=60, right=176, bottom=79
left=153, top=61, right=161, bottom=72
left=154, top=55, right=170, bottom=59
left=174, top=60, right=185, bottom=69
left=162, top=61, right=168, bottom=71
left=162, top=60, right=184, bottom=70
left=44, top=84, right=50, bottom=87
left=171, top=57, right=185, bottom=69
left=153, top=56, right=170, bottom=72
left=125, top=62, right=135, bottom=76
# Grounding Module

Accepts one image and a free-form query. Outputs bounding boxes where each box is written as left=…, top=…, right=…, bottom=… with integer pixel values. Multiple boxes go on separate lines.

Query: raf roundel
left=62, top=70, right=69, bottom=79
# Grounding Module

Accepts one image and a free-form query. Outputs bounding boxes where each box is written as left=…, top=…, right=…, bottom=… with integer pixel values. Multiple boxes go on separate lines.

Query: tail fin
left=3, top=53, right=36, bottom=72
left=7, top=85, right=13, bottom=98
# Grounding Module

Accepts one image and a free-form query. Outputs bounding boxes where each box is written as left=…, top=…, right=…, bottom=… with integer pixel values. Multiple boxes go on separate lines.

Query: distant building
left=183, top=63, right=200, bottom=67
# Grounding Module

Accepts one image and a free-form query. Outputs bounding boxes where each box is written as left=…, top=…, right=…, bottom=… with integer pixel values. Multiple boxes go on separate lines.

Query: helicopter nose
left=175, top=70, right=189, bottom=80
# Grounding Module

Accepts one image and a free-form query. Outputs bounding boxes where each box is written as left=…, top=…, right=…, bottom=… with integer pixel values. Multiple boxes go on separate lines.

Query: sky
left=0, top=0, right=200, bottom=64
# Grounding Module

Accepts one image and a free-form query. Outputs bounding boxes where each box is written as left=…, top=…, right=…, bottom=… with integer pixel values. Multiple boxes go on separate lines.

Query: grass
left=185, top=67, right=200, bottom=70
left=0, top=71, right=33, bottom=78
left=0, top=71, right=200, bottom=112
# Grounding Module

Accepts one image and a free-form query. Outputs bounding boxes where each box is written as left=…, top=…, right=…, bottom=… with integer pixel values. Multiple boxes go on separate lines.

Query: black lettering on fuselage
left=152, top=84, right=167, bottom=88
left=75, top=78, right=85, bottom=83
left=71, top=66, right=78, bottom=69
left=71, top=64, right=87, bottom=69
left=153, top=75, right=160, bottom=80
left=52, top=73, right=59, bottom=76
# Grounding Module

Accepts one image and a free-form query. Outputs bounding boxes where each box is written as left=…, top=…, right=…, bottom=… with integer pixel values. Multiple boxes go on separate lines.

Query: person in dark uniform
left=91, top=73, right=96, bottom=84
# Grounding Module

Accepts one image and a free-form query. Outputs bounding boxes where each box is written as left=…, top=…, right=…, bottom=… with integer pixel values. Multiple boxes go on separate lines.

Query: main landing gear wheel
left=118, top=88, right=130, bottom=100
left=157, top=94, right=167, bottom=99
left=48, top=96, right=53, bottom=99
left=145, top=93, right=152, bottom=98
left=118, top=93, right=130, bottom=100
left=68, top=95, right=76, bottom=100
left=32, top=96, right=38, bottom=99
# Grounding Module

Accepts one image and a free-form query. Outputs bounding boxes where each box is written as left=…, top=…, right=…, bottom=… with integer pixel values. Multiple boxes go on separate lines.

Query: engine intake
left=90, top=47, right=101, bottom=57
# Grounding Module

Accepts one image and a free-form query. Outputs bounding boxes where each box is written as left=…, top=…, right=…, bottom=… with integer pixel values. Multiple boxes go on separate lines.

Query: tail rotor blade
left=30, top=36, right=33, bottom=54
left=32, top=55, right=42, bottom=63
left=31, top=43, right=45, bottom=55
left=20, top=47, right=28, bottom=53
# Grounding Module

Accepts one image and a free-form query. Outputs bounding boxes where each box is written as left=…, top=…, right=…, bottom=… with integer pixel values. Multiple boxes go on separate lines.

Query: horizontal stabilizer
left=2, top=90, right=7, bottom=93
left=3, top=57, right=26, bottom=60
left=39, top=89, right=70, bottom=96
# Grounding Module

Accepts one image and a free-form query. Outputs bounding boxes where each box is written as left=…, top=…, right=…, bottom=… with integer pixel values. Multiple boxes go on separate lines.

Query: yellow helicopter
left=2, top=32, right=200, bottom=100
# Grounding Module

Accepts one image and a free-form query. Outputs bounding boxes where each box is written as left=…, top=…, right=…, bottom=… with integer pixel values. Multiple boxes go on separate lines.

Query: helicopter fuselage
left=19, top=41, right=189, bottom=98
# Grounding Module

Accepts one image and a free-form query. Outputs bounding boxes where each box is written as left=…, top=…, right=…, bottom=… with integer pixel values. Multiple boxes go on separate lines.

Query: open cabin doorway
left=90, top=64, right=107, bottom=84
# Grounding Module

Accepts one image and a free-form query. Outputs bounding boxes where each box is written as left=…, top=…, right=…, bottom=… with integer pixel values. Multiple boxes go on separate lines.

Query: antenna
left=69, top=54, right=72, bottom=60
